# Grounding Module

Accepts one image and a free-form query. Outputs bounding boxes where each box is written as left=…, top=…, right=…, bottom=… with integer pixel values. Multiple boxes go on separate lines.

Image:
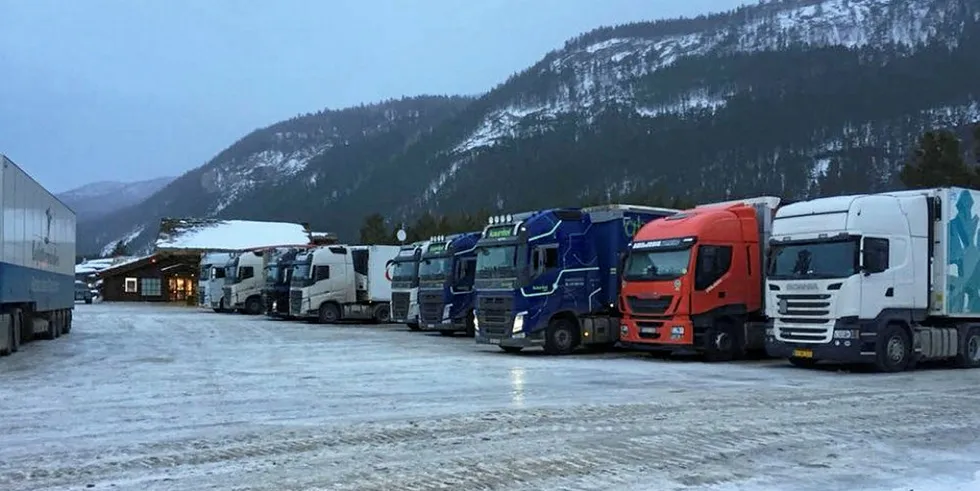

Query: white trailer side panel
left=366, top=245, right=399, bottom=302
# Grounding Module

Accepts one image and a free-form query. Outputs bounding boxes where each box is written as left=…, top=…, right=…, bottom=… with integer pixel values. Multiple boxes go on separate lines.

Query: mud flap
left=581, top=317, right=616, bottom=345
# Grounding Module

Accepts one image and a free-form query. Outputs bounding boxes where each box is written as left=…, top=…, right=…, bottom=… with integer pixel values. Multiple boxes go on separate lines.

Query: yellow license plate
left=792, top=349, right=813, bottom=358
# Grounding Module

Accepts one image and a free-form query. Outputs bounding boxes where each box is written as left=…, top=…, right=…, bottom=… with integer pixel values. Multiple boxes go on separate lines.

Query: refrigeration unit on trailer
left=417, top=232, right=481, bottom=336
left=262, top=246, right=308, bottom=318
left=0, top=154, right=76, bottom=357
left=222, top=250, right=268, bottom=315
left=289, top=244, right=399, bottom=323
left=199, top=251, right=232, bottom=311
left=473, top=205, right=678, bottom=355
left=618, top=197, right=781, bottom=361
left=765, top=187, right=980, bottom=372
left=390, top=240, right=429, bottom=330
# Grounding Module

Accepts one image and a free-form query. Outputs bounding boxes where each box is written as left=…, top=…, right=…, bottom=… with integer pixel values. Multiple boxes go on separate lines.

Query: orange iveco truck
left=617, top=197, right=782, bottom=361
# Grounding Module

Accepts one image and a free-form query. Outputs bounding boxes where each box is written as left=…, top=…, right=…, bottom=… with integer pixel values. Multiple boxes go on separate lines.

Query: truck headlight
left=473, top=311, right=479, bottom=331
left=512, top=312, right=526, bottom=334
left=620, top=324, right=628, bottom=335
left=833, top=329, right=859, bottom=339
left=671, top=326, right=684, bottom=335
left=272, top=300, right=278, bottom=310
left=442, top=303, right=452, bottom=321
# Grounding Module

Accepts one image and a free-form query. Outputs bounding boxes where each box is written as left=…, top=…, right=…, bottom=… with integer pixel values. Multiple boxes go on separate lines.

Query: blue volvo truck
left=473, top=204, right=678, bottom=354
left=0, top=154, right=77, bottom=357
left=262, top=246, right=308, bottom=318
left=417, top=232, right=482, bottom=336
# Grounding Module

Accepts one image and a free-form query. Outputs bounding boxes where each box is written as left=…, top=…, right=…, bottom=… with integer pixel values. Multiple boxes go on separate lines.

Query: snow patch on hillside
left=207, top=144, right=329, bottom=214
left=100, top=225, right=145, bottom=257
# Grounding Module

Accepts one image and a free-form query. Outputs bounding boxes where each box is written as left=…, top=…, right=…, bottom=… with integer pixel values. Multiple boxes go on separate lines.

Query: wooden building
left=97, top=252, right=202, bottom=303
left=96, top=217, right=335, bottom=304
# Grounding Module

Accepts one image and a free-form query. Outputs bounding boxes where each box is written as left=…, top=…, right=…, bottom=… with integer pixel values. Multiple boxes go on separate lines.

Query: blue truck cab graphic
left=473, top=204, right=678, bottom=354
left=417, top=232, right=482, bottom=336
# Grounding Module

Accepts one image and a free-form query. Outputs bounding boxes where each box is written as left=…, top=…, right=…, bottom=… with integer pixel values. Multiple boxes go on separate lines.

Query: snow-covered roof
left=154, top=218, right=313, bottom=252
left=93, top=254, right=155, bottom=276
left=75, top=256, right=139, bottom=274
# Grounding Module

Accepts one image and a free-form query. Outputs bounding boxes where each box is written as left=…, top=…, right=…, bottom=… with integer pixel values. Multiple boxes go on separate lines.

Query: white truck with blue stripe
left=766, top=187, right=980, bottom=372
left=0, top=155, right=76, bottom=357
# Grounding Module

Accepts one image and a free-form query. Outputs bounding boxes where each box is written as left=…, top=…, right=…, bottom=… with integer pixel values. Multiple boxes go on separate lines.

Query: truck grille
left=419, top=291, right=444, bottom=324
left=392, top=291, right=410, bottom=320
left=774, top=293, right=833, bottom=343
left=478, top=295, right=513, bottom=336
left=199, top=286, right=208, bottom=306
left=222, top=286, right=233, bottom=305
left=626, top=295, right=673, bottom=315
left=289, top=289, right=303, bottom=315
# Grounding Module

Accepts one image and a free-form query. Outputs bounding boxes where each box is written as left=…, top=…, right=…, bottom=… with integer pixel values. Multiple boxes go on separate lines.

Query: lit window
left=124, top=277, right=138, bottom=293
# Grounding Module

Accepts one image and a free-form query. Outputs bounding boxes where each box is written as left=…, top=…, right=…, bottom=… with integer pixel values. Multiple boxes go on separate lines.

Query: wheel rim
left=968, top=335, right=980, bottom=362
left=379, top=308, right=390, bottom=322
left=886, top=336, right=905, bottom=362
left=714, top=332, right=731, bottom=352
left=555, top=328, right=572, bottom=350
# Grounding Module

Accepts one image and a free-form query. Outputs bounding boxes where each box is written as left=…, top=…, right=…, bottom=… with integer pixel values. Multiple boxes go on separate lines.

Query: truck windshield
left=419, top=256, right=451, bottom=280
left=476, top=245, right=517, bottom=278
left=265, top=265, right=279, bottom=283
left=391, top=260, right=418, bottom=281
left=624, top=248, right=692, bottom=281
left=769, top=239, right=859, bottom=279
left=224, top=264, right=237, bottom=282
left=292, top=263, right=311, bottom=284
left=200, top=264, right=211, bottom=277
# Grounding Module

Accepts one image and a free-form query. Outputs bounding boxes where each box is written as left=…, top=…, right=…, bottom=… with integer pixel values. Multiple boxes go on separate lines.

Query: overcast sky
left=0, top=0, right=748, bottom=193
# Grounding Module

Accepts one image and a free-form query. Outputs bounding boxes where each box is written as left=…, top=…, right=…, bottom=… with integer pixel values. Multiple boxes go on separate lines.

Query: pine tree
left=899, top=129, right=976, bottom=189
left=973, top=122, right=980, bottom=165
left=111, top=241, right=128, bottom=257
left=358, top=213, right=390, bottom=244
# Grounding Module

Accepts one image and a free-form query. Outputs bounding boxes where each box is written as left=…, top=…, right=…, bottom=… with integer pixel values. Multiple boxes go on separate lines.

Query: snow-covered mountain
left=80, top=0, right=980, bottom=256
left=58, top=176, right=174, bottom=222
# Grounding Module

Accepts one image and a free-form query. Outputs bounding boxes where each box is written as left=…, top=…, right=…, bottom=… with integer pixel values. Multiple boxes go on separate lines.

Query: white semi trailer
left=288, top=244, right=398, bottom=323
left=389, top=240, right=428, bottom=330
left=222, top=250, right=267, bottom=315
left=0, top=155, right=76, bottom=357
left=765, top=187, right=980, bottom=372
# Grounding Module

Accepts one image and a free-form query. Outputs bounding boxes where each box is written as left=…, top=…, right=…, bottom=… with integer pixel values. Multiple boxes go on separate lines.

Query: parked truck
left=222, top=250, right=268, bottom=315
left=390, top=240, right=429, bottom=330
left=0, top=154, right=76, bottom=357
left=199, top=251, right=233, bottom=312
left=766, top=187, right=980, bottom=372
left=262, top=246, right=308, bottom=318
left=417, top=232, right=481, bottom=336
left=473, top=205, right=678, bottom=354
left=618, top=197, right=781, bottom=361
left=289, top=244, right=399, bottom=323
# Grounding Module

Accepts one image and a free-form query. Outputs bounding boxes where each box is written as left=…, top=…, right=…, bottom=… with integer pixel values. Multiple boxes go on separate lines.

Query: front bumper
left=475, top=329, right=545, bottom=348
left=766, top=318, right=877, bottom=363
left=618, top=316, right=695, bottom=351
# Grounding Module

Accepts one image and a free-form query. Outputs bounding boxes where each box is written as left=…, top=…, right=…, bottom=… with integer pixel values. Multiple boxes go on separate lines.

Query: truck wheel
left=318, top=303, right=340, bottom=324
left=64, top=310, right=72, bottom=334
left=1, top=313, right=12, bottom=356
left=464, top=311, right=475, bottom=337
left=244, top=297, right=263, bottom=316
left=44, top=314, right=57, bottom=340
left=875, top=324, right=911, bottom=372
left=954, top=327, right=980, bottom=368
left=788, top=357, right=818, bottom=369
left=500, top=346, right=523, bottom=354
left=704, top=319, right=742, bottom=362
left=85, top=297, right=93, bottom=304
left=373, top=304, right=391, bottom=323
left=407, top=322, right=421, bottom=332
left=544, top=317, right=577, bottom=355
left=12, top=309, right=23, bottom=349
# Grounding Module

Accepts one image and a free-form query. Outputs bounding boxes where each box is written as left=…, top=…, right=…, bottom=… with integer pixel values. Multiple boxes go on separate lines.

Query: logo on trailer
left=45, top=207, right=53, bottom=243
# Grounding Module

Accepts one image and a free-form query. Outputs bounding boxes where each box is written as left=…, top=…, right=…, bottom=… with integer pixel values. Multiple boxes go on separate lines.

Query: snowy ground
left=2, top=304, right=980, bottom=491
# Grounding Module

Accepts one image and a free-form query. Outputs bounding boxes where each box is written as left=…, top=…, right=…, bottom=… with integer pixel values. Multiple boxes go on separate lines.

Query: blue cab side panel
left=448, top=232, right=481, bottom=318
left=0, top=155, right=77, bottom=311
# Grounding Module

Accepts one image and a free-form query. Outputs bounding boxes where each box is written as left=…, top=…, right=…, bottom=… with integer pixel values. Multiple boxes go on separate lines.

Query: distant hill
left=79, top=0, right=980, bottom=256
left=58, top=176, right=174, bottom=222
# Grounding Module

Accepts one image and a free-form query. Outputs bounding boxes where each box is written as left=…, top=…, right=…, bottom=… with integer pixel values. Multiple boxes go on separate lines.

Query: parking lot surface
left=2, top=303, right=980, bottom=490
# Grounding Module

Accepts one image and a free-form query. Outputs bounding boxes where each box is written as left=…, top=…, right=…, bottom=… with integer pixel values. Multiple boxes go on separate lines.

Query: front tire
left=704, top=319, right=743, bottom=362
left=954, top=327, right=980, bottom=368
left=244, top=297, right=263, bottom=316
left=875, top=324, right=911, bottom=372
left=464, top=311, right=475, bottom=337
left=318, top=303, right=340, bottom=324
left=544, top=317, right=578, bottom=355
left=373, top=304, right=391, bottom=324
left=788, top=357, right=818, bottom=369
left=407, top=322, right=421, bottom=332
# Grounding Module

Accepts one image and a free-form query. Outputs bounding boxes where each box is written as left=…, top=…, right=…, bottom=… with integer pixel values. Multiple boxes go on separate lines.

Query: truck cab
left=473, top=205, right=677, bottom=355
left=390, top=241, right=429, bottom=330
left=764, top=188, right=980, bottom=372
left=261, top=247, right=306, bottom=318
left=289, top=244, right=399, bottom=323
left=618, top=197, right=780, bottom=361
left=417, top=232, right=481, bottom=336
left=201, top=252, right=232, bottom=312
left=222, top=250, right=267, bottom=315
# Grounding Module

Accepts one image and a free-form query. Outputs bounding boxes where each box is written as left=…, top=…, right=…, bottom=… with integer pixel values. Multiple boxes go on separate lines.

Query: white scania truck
left=288, top=244, right=398, bottom=324
left=765, top=187, right=980, bottom=372
left=199, top=251, right=232, bottom=312
left=222, top=250, right=267, bottom=315
left=389, top=240, right=428, bottom=330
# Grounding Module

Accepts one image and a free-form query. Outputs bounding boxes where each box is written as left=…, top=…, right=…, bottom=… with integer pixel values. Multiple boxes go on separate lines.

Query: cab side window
left=863, top=238, right=889, bottom=273
left=314, top=265, right=330, bottom=281
left=240, top=266, right=254, bottom=279
left=532, top=245, right=559, bottom=276
left=455, top=258, right=476, bottom=290
left=694, top=245, right=733, bottom=291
